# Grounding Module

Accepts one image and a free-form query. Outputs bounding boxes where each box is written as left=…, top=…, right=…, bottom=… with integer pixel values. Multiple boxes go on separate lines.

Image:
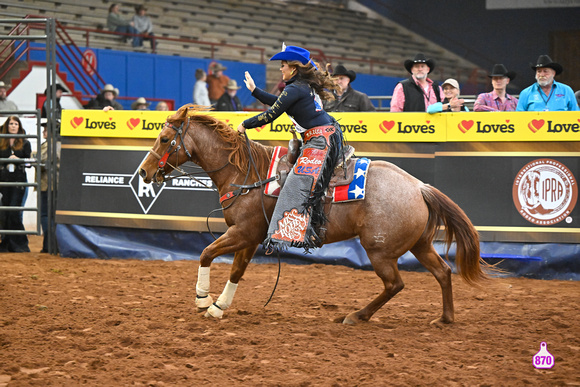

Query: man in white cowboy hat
left=323, top=64, right=375, bottom=112
left=390, top=53, right=444, bottom=112
left=207, top=62, right=230, bottom=104
left=0, top=81, right=18, bottom=113
left=516, top=55, right=579, bottom=111
left=474, top=64, right=518, bottom=112
left=215, top=79, right=242, bottom=111
left=85, top=84, right=123, bottom=110
left=131, top=97, right=150, bottom=110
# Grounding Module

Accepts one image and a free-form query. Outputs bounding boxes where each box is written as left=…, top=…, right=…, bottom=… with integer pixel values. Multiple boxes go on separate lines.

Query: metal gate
left=0, top=17, right=58, bottom=254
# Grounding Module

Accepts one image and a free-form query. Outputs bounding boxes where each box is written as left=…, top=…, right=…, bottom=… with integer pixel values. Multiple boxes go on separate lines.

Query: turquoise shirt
left=516, top=81, right=579, bottom=111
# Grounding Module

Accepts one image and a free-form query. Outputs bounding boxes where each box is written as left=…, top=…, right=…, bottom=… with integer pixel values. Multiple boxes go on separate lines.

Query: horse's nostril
left=139, top=168, right=147, bottom=179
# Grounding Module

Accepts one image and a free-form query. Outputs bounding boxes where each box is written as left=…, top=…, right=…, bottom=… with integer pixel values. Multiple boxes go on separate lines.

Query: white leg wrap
left=205, top=281, right=238, bottom=319
left=215, top=281, right=238, bottom=310
left=195, top=266, right=213, bottom=309
left=196, top=266, right=210, bottom=296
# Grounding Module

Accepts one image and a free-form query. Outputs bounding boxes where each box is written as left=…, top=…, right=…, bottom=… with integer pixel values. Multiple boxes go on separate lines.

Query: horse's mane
left=168, top=104, right=274, bottom=179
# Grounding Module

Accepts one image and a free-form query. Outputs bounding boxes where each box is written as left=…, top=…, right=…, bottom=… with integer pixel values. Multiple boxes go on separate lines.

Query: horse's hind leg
left=343, top=256, right=404, bottom=325
left=411, top=242, right=454, bottom=324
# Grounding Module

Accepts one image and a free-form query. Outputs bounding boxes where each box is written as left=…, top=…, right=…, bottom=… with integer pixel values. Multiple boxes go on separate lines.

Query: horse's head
left=139, top=105, right=194, bottom=184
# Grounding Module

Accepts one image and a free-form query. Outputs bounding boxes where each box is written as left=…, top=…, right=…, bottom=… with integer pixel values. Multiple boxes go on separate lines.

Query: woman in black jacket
left=0, top=116, right=31, bottom=252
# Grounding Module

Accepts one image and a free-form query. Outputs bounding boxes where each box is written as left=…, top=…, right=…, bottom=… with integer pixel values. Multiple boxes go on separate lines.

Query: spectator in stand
left=106, top=3, right=139, bottom=46
left=85, top=84, right=123, bottom=110
left=155, top=101, right=169, bottom=111
left=576, top=90, right=580, bottom=108
left=390, top=53, right=443, bottom=112
left=427, top=78, right=468, bottom=113
left=0, top=81, right=18, bottom=114
left=34, top=120, right=59, bottom=253
left=474, top=64, right=518, bottom=112
left=517, top=55, right=579, bottom=112
left=0, top=116, right=31, bottom=252
left=323, top=64, right=375, bottom=112
left=132, top=5, right=156, bottom=51
left=131, top=97, right=150, bottom=110
left=207, top=62, right=230, bottom=104
left=41, top=83, right=67, bottom=139
left=193, top=69, right=210, bottom=106
left=215, top=80, right=242, bottom=111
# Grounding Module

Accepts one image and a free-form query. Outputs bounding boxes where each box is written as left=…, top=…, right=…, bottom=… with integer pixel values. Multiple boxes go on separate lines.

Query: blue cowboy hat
left=270, top=45, right=314, bottom=66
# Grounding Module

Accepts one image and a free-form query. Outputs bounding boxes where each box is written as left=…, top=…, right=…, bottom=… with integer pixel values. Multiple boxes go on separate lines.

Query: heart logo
left=426, top=121, right=430, bottom=124
left=255, top=125, right=266, bottom=133
left=127, top=118, right=140, bottom=130
left=528, top=119, right=544, bottom=133
left=70, top=117, right=83, bottom=128
left=379, top=120, right=395, bottom=133
left=506, top=120, right=510, bottom=123
left=359, top=120, right=363, bottom=124
left=225, top=119, right=230, bottom=123
left=458, top=120, right=474, bottom=133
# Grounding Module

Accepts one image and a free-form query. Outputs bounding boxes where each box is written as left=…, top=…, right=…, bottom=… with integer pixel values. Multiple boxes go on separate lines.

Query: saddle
left=276, top=144, right=357, bottom=191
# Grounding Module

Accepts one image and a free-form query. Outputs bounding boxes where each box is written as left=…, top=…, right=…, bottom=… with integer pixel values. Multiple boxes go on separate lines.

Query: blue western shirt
left=242, top=77, right=333, bottom=132
left=516, top=81, right=579, bottom=111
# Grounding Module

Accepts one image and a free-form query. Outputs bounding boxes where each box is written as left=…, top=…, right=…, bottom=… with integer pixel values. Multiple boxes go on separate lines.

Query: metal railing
left=0, top=18, right=59, bottom=254
left=0, top=111, right=42, bottom=237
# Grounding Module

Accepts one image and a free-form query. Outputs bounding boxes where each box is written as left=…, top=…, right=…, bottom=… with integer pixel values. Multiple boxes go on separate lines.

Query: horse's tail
left=420, top=184, right=489, bottom=286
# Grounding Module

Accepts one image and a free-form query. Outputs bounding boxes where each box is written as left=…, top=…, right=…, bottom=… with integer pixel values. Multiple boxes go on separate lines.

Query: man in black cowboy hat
left=323, top=64, right=375, bottom=112
left=474, top=64, right=518, bottom=112
left=390, top=53, right=445, bottom=112
left=516, top=55, right=579, bottom=112
left=41, top=83, right=68, bottom=139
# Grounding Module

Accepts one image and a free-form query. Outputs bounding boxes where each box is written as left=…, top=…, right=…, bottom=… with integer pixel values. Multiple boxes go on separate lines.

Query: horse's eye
left=161, top=137, right=169, bottom=144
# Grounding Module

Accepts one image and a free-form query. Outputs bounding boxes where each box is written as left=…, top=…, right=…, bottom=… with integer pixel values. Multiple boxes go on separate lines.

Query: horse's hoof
left=195, top=294, right=214, bottom=310
left=430, top=316, right=453, bottom=325
left=204, top=304, right=224, bottom=319
left=342, top=313, right=360, bottom=325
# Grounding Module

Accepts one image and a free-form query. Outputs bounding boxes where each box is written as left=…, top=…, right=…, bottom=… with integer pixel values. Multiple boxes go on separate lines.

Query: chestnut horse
left=139, top=104, right=488, bottom=324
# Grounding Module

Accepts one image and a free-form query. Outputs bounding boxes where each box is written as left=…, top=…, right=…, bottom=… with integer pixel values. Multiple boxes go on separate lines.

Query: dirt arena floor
left=1, top=236, right=579, bottom=386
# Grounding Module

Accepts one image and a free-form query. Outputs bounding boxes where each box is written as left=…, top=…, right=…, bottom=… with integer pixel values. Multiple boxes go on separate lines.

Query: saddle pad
left=332, top=158, right=370, bottom=202
left=264, top=146, right=287, bottom=196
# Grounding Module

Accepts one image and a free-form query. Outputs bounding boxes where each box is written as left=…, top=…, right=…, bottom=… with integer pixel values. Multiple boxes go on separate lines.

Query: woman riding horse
left=237, top=45, right=342, bottom=253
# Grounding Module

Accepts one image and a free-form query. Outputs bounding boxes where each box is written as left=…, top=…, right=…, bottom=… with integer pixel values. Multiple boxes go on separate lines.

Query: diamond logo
left=129, top=155, right=166, bottom=213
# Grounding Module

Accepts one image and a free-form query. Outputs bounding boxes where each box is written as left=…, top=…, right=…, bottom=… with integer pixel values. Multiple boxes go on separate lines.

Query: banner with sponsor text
left=61, top=110, right=580, bottom=142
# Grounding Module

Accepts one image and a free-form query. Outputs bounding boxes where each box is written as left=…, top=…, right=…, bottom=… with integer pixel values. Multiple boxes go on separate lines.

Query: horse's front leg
left=194, top=227, right=258, bottom=317
left=204, top=244, right=258, bottom=319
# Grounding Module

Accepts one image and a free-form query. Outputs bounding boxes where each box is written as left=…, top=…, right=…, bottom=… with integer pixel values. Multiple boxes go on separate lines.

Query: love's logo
left=528, top=119, right=544, bottom=133
left=70, top=117, right=84, bottom=128
left=458, top=120, right=474, bottom=133
left=379, top=120, right=395, bottom=133
left=127, top=118, right=141, bottom=130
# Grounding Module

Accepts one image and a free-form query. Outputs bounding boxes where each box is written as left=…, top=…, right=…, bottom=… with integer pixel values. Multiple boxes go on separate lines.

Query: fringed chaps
left=263, top=121, right=343, bottom=253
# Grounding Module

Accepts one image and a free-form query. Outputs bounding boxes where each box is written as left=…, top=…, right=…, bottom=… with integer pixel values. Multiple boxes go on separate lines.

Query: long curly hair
left=286, top=60, right=339, bottom=101
left=0, top=115, right=26, bottom=151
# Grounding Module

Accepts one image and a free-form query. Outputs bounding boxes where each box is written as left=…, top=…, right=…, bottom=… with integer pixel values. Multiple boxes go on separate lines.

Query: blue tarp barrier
left=57, top=224, right=580, bottom=281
